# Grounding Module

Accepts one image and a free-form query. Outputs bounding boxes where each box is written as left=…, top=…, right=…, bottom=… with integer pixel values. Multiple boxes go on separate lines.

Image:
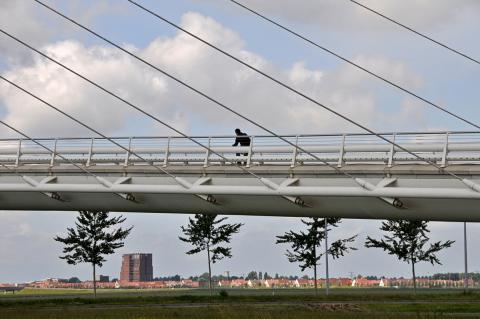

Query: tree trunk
left=313, top=244, right=318, bottom=296
left=324, top=218, right=330, bottom=296
left=207, top=244, right=213, bottom=296
left=411, top=260, right=416, bottom=294
left=464, top=221, right=469, bottom=293
left=93, top=263, right=97, bottom=298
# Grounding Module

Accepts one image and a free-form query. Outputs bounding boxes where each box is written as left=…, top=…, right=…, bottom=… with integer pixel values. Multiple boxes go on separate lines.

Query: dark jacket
left=232, top=132, right=251, bottom=146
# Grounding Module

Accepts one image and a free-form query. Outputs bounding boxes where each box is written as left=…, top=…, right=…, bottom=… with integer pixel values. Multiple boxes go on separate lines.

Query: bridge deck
left=1, top=132, right=480, bottom=221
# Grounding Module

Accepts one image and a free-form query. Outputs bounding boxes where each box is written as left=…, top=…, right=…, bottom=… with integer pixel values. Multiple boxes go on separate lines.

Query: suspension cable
left=32, top=0, right=461, bottom=183
left=0, top=119, right=97, bottom=178
left=0, top=118, right=138, bottom=201
left=225, top=0, right=480, bottom=130
left=122, top=0, right=463, bottom=180
left=349, top=0, right=480, bottom=66
left=0, top=75, right=182, bottom=179
left=1, top=19, right=361, bottom=180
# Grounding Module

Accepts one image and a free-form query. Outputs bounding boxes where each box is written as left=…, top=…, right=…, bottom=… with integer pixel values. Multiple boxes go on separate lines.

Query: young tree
left=276, top=217, right=356, bottom=296
left=68, top=277, right=81, bottom=283
left=246, top=271, right=259, bottom=280
left=179, top=214, right=242, bottom=296
left=365, top=220, right=454, bottom=293
left=54, top=211, right=132, bottom=297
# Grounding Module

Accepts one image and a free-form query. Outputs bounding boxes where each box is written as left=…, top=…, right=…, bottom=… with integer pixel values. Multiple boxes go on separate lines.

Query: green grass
left=0, top=305, right=379, bottom=319
left=4, top=287, right=480, bottom=302
left=2, top=288, right=480, bottom=318
left=2, top=303, right=480, bottom=319
left=366, top=302, right=480, bottom=314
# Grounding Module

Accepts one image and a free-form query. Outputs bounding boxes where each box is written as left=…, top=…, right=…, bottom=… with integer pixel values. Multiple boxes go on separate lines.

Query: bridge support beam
left=261, top=178, right=309, bottom=207
left=95, top=176, right=136, bottom=202
left=2, top=182, right=480, bottom=199
left=354, top=177, right=404, bottom=209
left=21, top=176, right=63, bottom=201
left=175, top=177, right=217, bottom=204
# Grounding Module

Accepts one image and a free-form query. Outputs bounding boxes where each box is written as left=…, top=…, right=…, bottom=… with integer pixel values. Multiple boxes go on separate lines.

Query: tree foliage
left=68, top=277, right=81, bottom=283
left=277, top=218, right=357, bottom=271
left=179, top=214, right=242, bottom=263
left=246, top=271, right=259, bottom=280
left=365, top=220, right=454, bottom=266
left=276, top=217, right=356, bottom=295
left=365, top=220, right=454, bottom=292
left=179, top=214, right=242, bottom=295
left=54, top=211, right=132, bottom=296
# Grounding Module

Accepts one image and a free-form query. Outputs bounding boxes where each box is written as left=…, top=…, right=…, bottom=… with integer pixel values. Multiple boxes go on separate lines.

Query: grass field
left=2, top=288, right=480, bottom=318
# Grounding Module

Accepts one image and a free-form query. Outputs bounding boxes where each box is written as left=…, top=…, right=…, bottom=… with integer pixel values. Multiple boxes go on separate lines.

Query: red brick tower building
left=120, top=253, right=153, bottom=282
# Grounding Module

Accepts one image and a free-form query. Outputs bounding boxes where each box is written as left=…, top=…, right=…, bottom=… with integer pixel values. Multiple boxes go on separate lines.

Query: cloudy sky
left=1, top=0, right=480, bottom=283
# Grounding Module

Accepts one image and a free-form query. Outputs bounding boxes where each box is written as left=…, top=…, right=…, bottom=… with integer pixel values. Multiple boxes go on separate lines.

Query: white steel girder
left=2, top=181, right=480, bottom=199
left=0, top=173, right=480, bottom=221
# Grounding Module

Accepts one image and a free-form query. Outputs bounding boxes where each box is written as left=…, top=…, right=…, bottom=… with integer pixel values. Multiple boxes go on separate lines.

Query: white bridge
left=2, top=131, right=480, bottom=221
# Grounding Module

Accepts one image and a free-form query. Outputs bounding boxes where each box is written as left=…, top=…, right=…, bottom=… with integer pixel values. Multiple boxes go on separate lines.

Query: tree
left=365, top=220, right=454, bottom=293
left=54, top=211, right=132, bottom=297
left=276, top=217, right=356, bottom=296
left=246, top=271, right=258, bottom=280
left=179, top=214, right=242, bottom=296
left=68, top=277, right=81, bottom=283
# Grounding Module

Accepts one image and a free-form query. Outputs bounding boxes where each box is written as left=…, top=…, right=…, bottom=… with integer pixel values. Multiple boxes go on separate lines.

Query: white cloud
left=0, top=40, right=178, bottom=137
left=141, top=12, right=425, bottom=134
left=0, top=0, right=52, bottom=64
left=0, top=11, right=425, bottom=138
left=232, top=0, right=480, bottom=31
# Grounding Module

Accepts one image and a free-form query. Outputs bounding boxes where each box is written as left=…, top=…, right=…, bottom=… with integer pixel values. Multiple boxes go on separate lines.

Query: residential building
left=96, top=275, right=110, bottom=283
left=120, top=253, right=153, bottom=282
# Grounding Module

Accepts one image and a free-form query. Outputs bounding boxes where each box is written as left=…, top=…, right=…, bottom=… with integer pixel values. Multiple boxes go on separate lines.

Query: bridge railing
left=1, top=131, right=480, bottom=168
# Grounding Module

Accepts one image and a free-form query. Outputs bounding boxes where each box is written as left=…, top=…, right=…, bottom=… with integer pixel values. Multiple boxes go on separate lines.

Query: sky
left=1, top=0, right=480, bottom=283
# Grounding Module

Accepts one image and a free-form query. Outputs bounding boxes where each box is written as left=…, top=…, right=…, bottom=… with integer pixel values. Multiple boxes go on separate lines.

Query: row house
left=118, top=280, right=199, bottom=289
left=351, top=278, right=384, bottom=287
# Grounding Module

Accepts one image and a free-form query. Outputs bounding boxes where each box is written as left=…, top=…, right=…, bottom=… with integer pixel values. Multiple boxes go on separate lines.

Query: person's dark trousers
left=235, top=153, right=248, bottom=165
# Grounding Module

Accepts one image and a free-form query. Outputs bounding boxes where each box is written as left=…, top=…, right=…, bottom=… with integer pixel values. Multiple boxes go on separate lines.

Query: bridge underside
left=1, top=164, right=480, bottom=222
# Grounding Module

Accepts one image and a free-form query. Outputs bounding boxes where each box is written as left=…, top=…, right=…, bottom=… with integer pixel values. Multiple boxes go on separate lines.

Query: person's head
left=235, top=128, right=241, bottom=135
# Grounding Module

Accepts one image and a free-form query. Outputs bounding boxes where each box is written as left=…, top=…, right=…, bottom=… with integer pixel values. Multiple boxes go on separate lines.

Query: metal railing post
left=86, top=138, right=94, bottom=167
left=163, top=137, right=171, bottom=167
left=124, top=137, right=132, bottom=167
left=203, top=137, right=211, bottom=168
left=246, top=136, right=254, bottom=168
left=337, top=134, right=346, bottom=168
left=50, top=138, right=58, bottom=167
left=290, top=135, right=299, bottom=168
left=388, top=133, right=396, bottom=167
left=441, top=132, right=449, bottom=168
left=15, top=139, right=22, bottom=167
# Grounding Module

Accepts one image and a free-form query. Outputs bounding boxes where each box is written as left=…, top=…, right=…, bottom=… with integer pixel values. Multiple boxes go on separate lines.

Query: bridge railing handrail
left=2, top=131, right=480, bottom=168
left=0, top=130, right=480, bottom=141
left=1, top=143, right=480, bottom=155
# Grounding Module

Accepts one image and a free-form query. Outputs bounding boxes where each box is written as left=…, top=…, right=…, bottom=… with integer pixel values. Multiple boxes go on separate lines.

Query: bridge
left=1, top=131, right=480, bottom=222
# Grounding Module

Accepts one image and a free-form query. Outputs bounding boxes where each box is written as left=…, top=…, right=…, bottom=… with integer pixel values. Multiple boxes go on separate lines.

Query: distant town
left=1, top=253, right=478, bottom=291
